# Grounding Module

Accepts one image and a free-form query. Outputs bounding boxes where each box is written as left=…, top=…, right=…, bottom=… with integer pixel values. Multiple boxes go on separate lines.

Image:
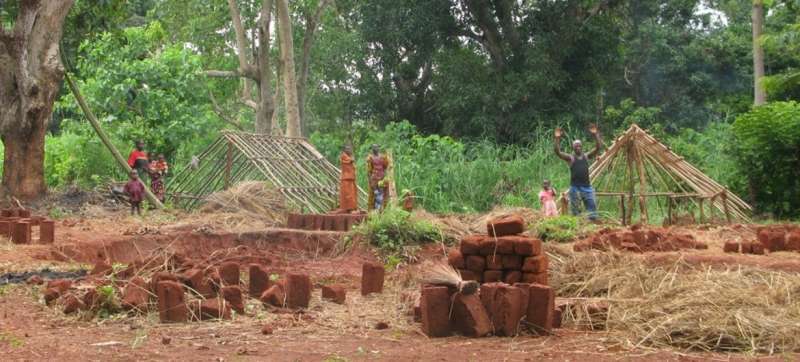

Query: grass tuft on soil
left=550, top=250, right=800, bottom=353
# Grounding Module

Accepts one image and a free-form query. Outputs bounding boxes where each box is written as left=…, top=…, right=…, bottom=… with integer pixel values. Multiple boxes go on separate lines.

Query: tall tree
left=752, top=0, right=767, bottom=105
left=0, top=0, right=74, bottom=199
left=276, top=0, right=301, bottom=137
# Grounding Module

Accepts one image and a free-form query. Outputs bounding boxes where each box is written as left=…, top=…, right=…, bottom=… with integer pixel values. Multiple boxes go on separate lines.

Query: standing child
left=124, top=170, right=145, bottom=216
left=539, top=179, right=559, bottom=217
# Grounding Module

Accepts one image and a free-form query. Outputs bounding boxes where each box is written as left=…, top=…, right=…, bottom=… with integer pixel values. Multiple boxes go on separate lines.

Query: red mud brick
left=191, top=298, right=231, bottom=320
left=91, top=260, right=112, bottom=276
left=460, top=235, right=484, bottom=255
left=38, top=220, right=55, bottom=244
left=478, top=239, right=498, bottom=256
left=465, top=255, right=486, bottom=273
left=447, top=249, right=465, bottom=269
left=751, top=242, right=765, bottom=255
left=260, top=284, right=286, bottom=307
left=553, top=307, right=563, bottom=329
left=758, top=230, right=786, bottom=252
left=503, top=271, right=522, bottom=285
left=222, top=286, right=246, bottom=314
left=0, top=220, right=11, bottom=238
left=485, top=255, right=503, bottom=270
left=452, top=293, right=492, bottom=337
left=26, top=275, right=43, bottom=285
left=11, top=221, right=31, bottom=244
left=0, top=209, right=11, bottom=217
left=181, top=268, right=204, bottom=291
left=526, top=283, right=555, bottom=334
left=483, top=270, right=502, bottom=283
left=512, top=283, right=531, bottom=320
left=522, top=272, right=548, bottom=285
left=321, top=284, right=347, bottom=304
left=218, top=261, right=240, bottom=286
left=739, top=242, right=753, bottom=254
left=786, top=231, right=800, bottom=252
left=156, top=280, right=189, bottom=323
left=490, top=285, right=525, bottom=336
left=248, top=264, right=270, bottom=297
left=83, top=289, right=100, bottom=311
left=458, top=269, right=480, bottom=282
left=513, top=237, right=542, bottom=256
left=43, top=288, right=61, bottom=306
left=286, top=273, right=312, bottom=308
left=496, top=237, right=515, bottom=254
left=122, top=277, right=150, bottom=311
left=723, top=241, right=739, bottom=253
left=522, top=255, right=549, bottom=273
left=487, top=214, right=526, bottom=237
left=261, top=325, right=274, bottom=335
left=286, top=213, right=302, bottom=229
left=149, top=272, right=180, bottom=294
left=47, top=279, right=72, bottom=293
left=361, top=262, right=385, bottom=296
left=479, top=282, right=503, bottom=313
left=62, top=294, right=85, bottom=314
left=501, top=255, right=522, bottom=269
left=420, top=286, right=452, bottom=337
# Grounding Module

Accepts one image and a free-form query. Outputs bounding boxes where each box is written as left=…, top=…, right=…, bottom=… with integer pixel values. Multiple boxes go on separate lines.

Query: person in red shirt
left=123, top=170, right=145, bottom=216
left=127, top=140, right=149, bottom=179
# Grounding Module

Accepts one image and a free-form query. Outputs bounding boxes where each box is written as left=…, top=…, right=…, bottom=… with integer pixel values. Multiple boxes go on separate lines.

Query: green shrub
left=534, top=215, right=587, bottom=243
left=350, top=207, right=443, bottom=252
left=732, top=101, right=800, bottom=217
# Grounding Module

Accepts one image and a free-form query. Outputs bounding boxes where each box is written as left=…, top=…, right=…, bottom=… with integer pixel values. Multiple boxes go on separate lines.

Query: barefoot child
left=124, top=170, right=145, bottom=216
left=539, top=179, right=558, bottom=217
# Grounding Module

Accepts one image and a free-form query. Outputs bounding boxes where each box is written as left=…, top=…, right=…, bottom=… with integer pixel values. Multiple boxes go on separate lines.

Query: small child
left=539, top=179, right=558, bottom=217
left=124, top=170, right=145, bottom=216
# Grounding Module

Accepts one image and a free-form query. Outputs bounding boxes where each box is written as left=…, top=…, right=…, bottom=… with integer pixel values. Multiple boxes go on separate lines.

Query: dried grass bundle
left=420, top=261, right=478, bottom=295
left=551, top=251, right=800, bottom=353
left=181, top=181, right=287, bottom=230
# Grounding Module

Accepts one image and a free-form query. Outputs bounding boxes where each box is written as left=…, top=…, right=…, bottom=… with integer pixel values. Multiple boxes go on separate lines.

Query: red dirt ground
left=1, top=212, right=798, bottom=360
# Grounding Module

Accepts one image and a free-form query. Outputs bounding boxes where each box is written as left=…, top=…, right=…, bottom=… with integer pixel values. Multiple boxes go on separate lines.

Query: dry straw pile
left=550, top=250, right=800, bottom=353
left=194, top=181, right=287, bottom=229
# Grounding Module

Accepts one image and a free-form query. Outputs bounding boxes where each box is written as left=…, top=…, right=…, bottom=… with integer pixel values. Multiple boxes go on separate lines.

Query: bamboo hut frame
left=168, top=131, right=366, bottom=212
left=587, top=124, right=751, bottom=224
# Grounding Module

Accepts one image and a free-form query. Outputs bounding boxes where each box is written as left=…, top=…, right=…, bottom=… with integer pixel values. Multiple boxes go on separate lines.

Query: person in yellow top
left=366, top=144, right=391, bottom=211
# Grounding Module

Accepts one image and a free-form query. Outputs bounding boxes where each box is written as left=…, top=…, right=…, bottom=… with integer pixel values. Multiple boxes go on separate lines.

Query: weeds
left=349, top=207, right=444, bottom=254
left=534, top=215, right=595, bottom=243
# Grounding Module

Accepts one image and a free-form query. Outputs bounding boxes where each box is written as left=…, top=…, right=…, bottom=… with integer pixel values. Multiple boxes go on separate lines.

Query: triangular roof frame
left=169, top=131, right=366, bottom=213
left=589, top=124, right=751, bottom=222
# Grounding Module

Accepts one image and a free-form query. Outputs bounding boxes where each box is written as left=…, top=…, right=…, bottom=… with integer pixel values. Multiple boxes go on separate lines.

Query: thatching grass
left=550, top=250, right=800, bottom=353
left=170, top=181, right=287, bottom=231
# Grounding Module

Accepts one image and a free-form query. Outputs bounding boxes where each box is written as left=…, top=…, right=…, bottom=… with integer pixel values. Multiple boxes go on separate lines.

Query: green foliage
left=95, top=284, right=122, bottom=319
left=534, top=215, right=586, bottom=243
left=732, top=101, right=800, bottom=217
left=350, top=207, right=442, bottom=253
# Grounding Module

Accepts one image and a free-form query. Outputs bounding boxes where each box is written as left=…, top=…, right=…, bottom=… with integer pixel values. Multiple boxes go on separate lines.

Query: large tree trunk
left=255, top=0, right=276, bottom=134
left=0, top=0, right=74, bottom=199
left=276, top=0, right=302, bottom=138
left=297, top=0, right=332, bottom=136
left=752, top=0, right=767, bottom=106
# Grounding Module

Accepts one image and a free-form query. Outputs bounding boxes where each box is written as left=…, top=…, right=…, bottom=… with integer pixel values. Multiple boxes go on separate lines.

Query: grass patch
left=534, top=215, right=594, bottom=243
left=349, top=207, right=445, bottom=256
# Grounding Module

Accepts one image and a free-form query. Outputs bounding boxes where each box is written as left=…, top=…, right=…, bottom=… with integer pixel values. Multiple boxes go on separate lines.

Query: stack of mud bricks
left=448, top=214, right=548, bottom=285
left=730, top=224, right=800, bottom=254
left=420, top=282, right=555, bottom=338
left=286, top=213, right=366, bottom=232
left=0, top=208, right=55, bottom=245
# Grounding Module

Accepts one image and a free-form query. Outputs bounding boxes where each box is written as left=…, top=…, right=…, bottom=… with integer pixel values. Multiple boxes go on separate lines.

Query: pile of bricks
left=447, top=214, right=548, bottom=285
left=418, top=281, right=556, bottom=337
left=723, top=240, right=766, bottom=254
left=0, top=208, right=55, bottom=244
left=574, top=225, right=707, bottom=252
left=754, top=224, right=800, bottom=253
left=286, top=213, right=366, bottom=232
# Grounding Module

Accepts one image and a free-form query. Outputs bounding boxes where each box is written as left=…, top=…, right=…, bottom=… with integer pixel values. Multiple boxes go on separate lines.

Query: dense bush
left=732, top=101, right=800, bottom=217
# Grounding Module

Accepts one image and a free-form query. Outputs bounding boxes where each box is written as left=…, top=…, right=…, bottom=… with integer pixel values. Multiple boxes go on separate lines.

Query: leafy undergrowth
left=534, top=215, right=596, bottom=243
left=349, top=207, right=447, bottom=260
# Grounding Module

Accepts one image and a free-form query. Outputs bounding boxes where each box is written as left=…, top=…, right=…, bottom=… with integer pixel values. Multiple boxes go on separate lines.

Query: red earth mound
left=574, top=225, right=707, bottom=252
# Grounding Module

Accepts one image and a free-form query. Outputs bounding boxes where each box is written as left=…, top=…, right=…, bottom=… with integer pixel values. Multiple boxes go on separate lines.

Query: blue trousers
left=569, top=185, right=598, bottom=220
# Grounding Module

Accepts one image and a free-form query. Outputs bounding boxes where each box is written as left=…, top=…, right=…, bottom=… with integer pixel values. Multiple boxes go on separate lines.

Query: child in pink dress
left=539, top=179, right=559, bottom=217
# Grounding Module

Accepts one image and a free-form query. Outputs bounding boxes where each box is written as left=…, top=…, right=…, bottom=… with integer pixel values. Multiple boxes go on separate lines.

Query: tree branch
left=297, top=0, right=333, bottom=134
left=207, top=89, right=245, bottom=130
left=464, top=0, right=505, bottom=70
left=203, top=68, right=258, bottom=80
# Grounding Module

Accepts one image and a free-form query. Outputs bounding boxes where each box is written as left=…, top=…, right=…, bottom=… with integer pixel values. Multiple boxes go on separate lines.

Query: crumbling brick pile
left=418, top=281, right=557, bottom=337
left=448, top=214, right=548, bottom=285
left=0, top=208, right=55, bottom=244
left=574, top=225, right=707, bottom=252
left=727, top=224, right=800, bottom=254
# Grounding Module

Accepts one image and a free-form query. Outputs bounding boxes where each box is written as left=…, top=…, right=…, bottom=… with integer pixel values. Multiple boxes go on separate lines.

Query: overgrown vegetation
left=349, top=207, right=444, bottom=254
left=534, top=215, right=595, bottom=243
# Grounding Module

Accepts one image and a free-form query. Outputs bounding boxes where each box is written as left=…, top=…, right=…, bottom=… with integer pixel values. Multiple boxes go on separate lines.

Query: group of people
left=337, top=144, right=391, bottom=213
left=337, top=124, right=603, bottom=220
left=124, top=140, right=169, bottom=215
